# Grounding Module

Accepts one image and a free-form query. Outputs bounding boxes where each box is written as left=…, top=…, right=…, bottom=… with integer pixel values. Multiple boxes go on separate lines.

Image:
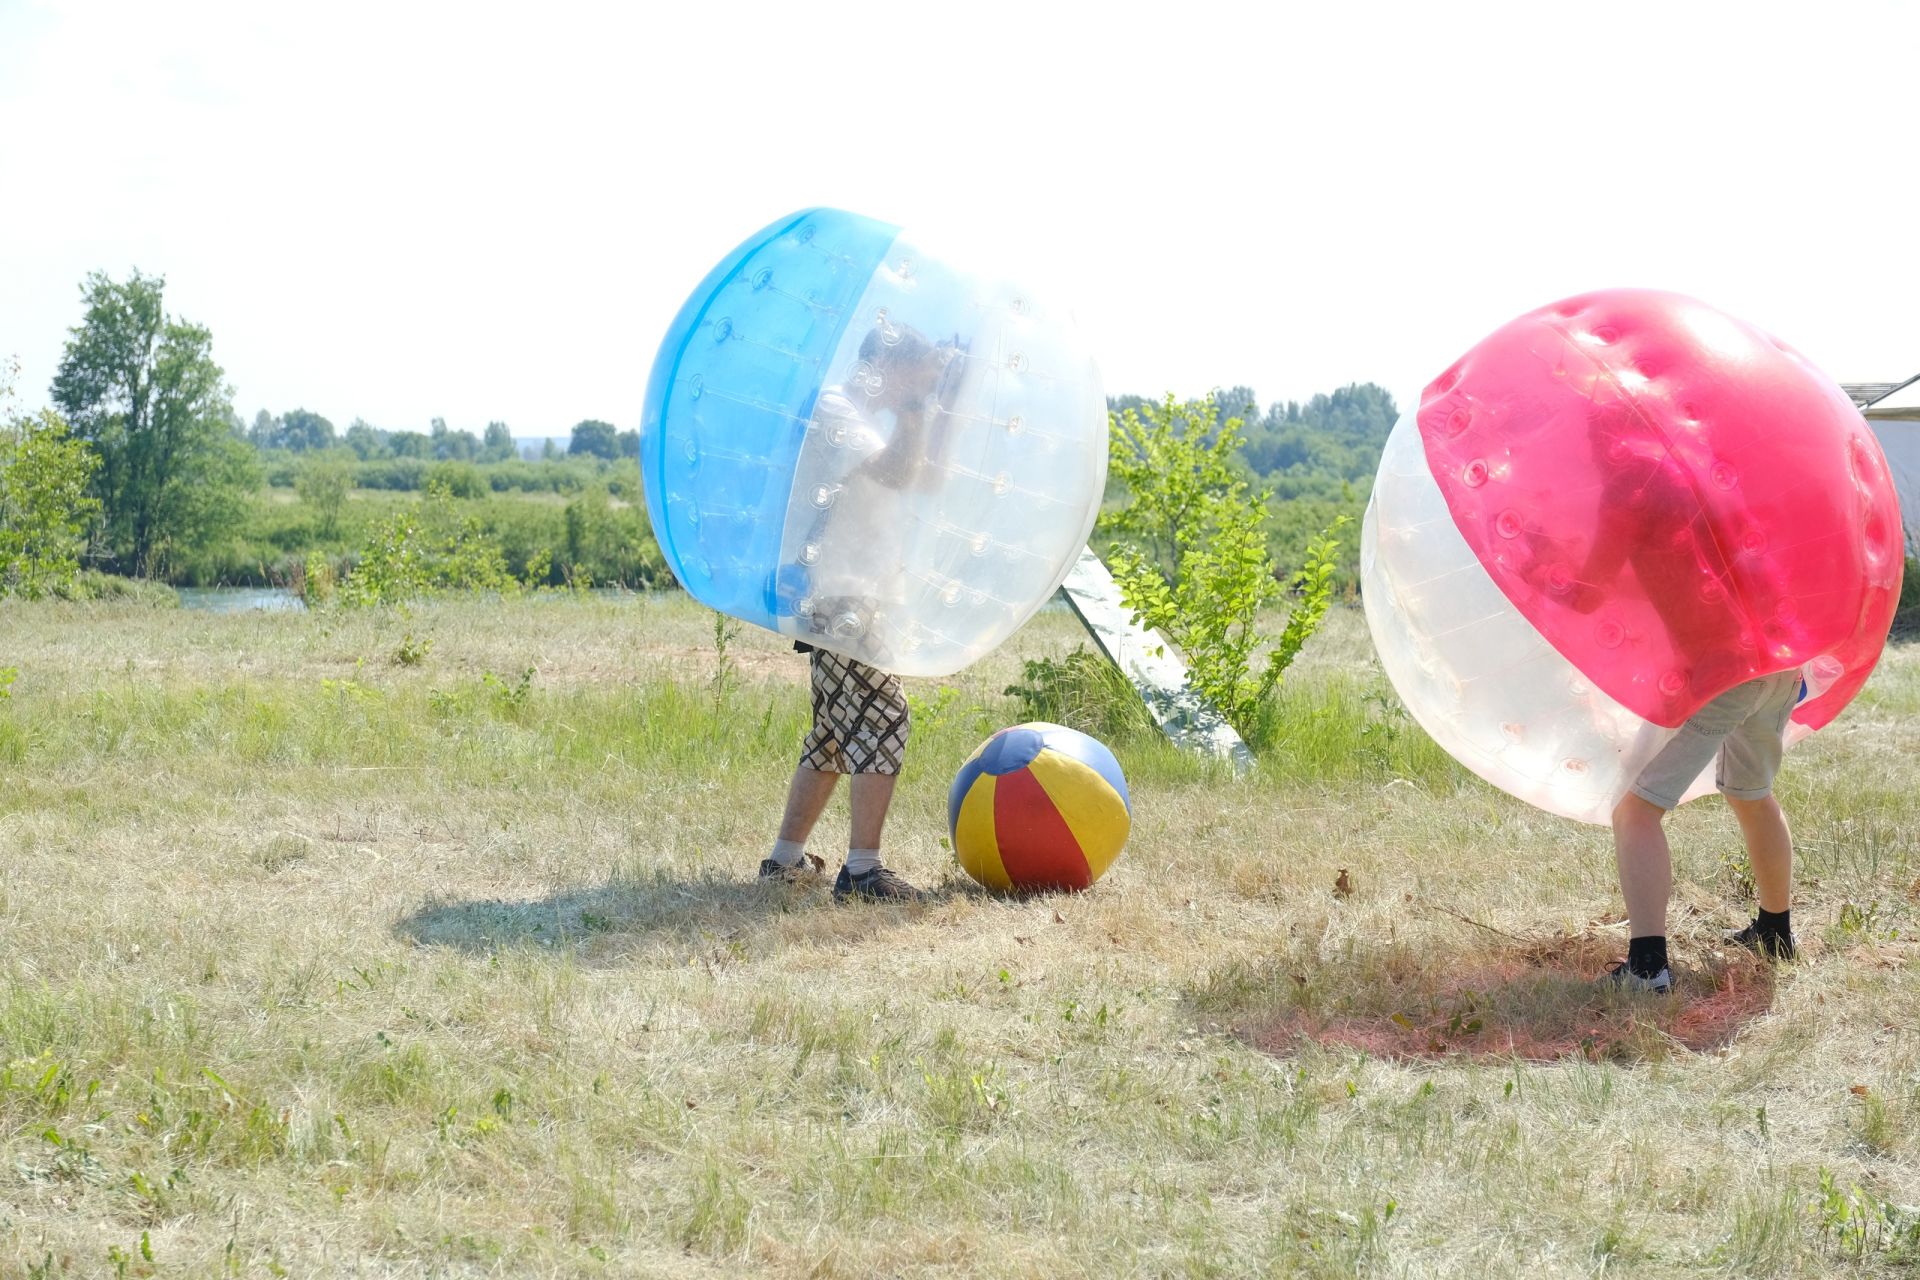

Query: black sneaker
left=758, top=852, right=825, bottom=884
left=1726, top=921, right=1797, bottom=960
left=832, top=863, right=924, bottom=903
left=1603, top=961, right=1673, bottom=995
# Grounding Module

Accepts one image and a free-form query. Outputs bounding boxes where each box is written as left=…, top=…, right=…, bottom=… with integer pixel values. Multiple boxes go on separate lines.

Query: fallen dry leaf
left=1850, top=1084, right=1871, bottom=1097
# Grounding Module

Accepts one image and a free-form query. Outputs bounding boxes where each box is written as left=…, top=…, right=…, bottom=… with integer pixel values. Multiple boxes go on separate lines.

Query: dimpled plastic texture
left=641, top=208, right=1107, bottom=677
left=1364, top=289, right=1903, bottom=824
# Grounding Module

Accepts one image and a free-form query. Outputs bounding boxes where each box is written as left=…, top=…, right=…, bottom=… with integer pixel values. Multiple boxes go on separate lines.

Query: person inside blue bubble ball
left=762, top=322, right=965, bottom=903
left=786, top=322, right=966, bottom=655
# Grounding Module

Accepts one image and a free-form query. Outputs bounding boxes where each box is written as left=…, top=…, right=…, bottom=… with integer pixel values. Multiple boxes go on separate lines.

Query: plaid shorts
left=799, top=649, right=909, bottom=775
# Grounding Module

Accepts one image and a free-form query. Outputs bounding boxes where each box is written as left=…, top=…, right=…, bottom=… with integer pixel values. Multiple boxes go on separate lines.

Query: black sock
left=1756, top=907, right=1792, bottom=942
left=1628, top=935, right=1669, bottom=979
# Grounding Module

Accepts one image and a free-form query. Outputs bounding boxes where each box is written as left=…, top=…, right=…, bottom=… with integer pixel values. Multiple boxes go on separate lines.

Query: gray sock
left=769, top=838, right=806, bottom=867
left=846, top=847, right=880, bottom=876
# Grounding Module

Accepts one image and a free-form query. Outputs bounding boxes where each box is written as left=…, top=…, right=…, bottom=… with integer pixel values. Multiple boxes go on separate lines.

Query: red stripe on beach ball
left=992, top=765, right=1092, bottom=891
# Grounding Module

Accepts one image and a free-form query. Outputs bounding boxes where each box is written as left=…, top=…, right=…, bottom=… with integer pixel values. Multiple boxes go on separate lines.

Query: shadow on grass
left=397, top=867, right=967, bottom=964
left=1204, top=928, right=1782, bottom=1065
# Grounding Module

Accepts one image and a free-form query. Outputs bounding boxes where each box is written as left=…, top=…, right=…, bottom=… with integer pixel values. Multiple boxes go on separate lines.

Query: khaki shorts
left=1629, top=670, right=1802, bottom=809
left=798, top=649, right=909, bottom=775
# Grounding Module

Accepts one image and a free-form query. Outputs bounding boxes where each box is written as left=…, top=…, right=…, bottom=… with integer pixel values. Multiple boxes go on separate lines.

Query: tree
left=249, top=409, right=282, bottom=448
left=294, top=448, right=355, bottom=538
left=568, top=419, right=618, bottom=460
left=615, top=428, right=639, bottom=458
left=389, top=430, right=432, bottom=460
left=1211, top=385, right=1260, bottom=430
left=50, top=271, right=260, bottom=576
left=430, top=417, right=480, bottom=462
left=482, top=421, right=516, bottom=462
left=279, top=408, right=336, bottom=452
left=344, top=419, right=390, bottom=460
left=1298, top=383, right=1397, bottom=439
left=1, top=358, right=99, bottom=598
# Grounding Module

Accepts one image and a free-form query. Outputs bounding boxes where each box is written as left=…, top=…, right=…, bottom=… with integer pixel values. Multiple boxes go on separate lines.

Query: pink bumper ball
left=1363, top=289, right=1904, bottom=823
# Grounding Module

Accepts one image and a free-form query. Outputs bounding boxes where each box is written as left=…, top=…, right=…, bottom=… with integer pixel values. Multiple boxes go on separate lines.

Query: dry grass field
left=2, top=593, right=1917, bottom=1277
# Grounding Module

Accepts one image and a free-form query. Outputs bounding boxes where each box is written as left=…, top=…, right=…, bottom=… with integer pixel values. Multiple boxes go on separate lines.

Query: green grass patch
left=2, top=597, right=1917, bottom=1275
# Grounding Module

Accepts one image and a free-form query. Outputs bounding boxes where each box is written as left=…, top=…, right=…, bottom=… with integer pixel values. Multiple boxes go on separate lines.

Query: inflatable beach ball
left=1362, top=289, right=1904, bottom=824
left=640, top=208, right=1108, bottom=678
left=948, top=723, right=1130, bottom=893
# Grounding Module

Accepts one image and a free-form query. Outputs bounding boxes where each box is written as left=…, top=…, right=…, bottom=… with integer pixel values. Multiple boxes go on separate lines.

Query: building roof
left=1844, top=375, right=1920, bottom=411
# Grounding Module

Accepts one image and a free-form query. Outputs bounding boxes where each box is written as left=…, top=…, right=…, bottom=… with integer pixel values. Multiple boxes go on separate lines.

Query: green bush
left=424, top=461, right=489, bottom=500
left=1003, top=645, right=1153, bottom=742
left=1101, top=394, right=1347, bottom=748
left=355, top=458, right=430, bottom=491
left=258, top=451, right=300, bottom=488
left=559, top=488, right=669, bottom=588
left=157, top=481, right=669, bottom=590
left=485, top=458, right=595, bottom=494
left=47, top=570, right=180, bottom=606
left=477, top=499, right=569, bottom=585
left=1269, top=495, right=1364, bottom=598
left=298, top=555, right=338, bottom=607
left=340, top=484, right=517, bottom=606
left=1, top=404, right=99, bottom=600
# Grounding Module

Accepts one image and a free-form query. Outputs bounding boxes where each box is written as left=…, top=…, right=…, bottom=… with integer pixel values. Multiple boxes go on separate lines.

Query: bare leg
left=1612, top=792, right=1672, bottom=939
left=777, top=767, right=841, bottom=846
left=1726, top=794, right=1793, bottom=914
left=848, top=772, right=898, bottom=852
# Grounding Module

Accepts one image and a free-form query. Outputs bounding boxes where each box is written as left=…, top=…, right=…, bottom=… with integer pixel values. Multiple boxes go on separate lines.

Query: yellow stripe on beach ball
left=1027, top=750, right=1130, bottom=883
left=953, top=772, right=1013, bottom=891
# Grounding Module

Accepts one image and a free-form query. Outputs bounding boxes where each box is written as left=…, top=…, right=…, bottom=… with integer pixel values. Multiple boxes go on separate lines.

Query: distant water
left=176, top=587, right=307, bottom=614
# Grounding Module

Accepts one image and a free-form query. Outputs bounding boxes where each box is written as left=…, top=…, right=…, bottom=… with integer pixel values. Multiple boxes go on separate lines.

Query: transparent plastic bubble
left=642, top=208, right=1106, bottom=677
left=1363, top=289, right=1904, bottom=824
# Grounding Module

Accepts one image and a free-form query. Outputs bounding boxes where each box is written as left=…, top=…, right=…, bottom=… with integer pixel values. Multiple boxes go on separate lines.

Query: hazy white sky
left=2, top=0, right=1915, bottom=437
